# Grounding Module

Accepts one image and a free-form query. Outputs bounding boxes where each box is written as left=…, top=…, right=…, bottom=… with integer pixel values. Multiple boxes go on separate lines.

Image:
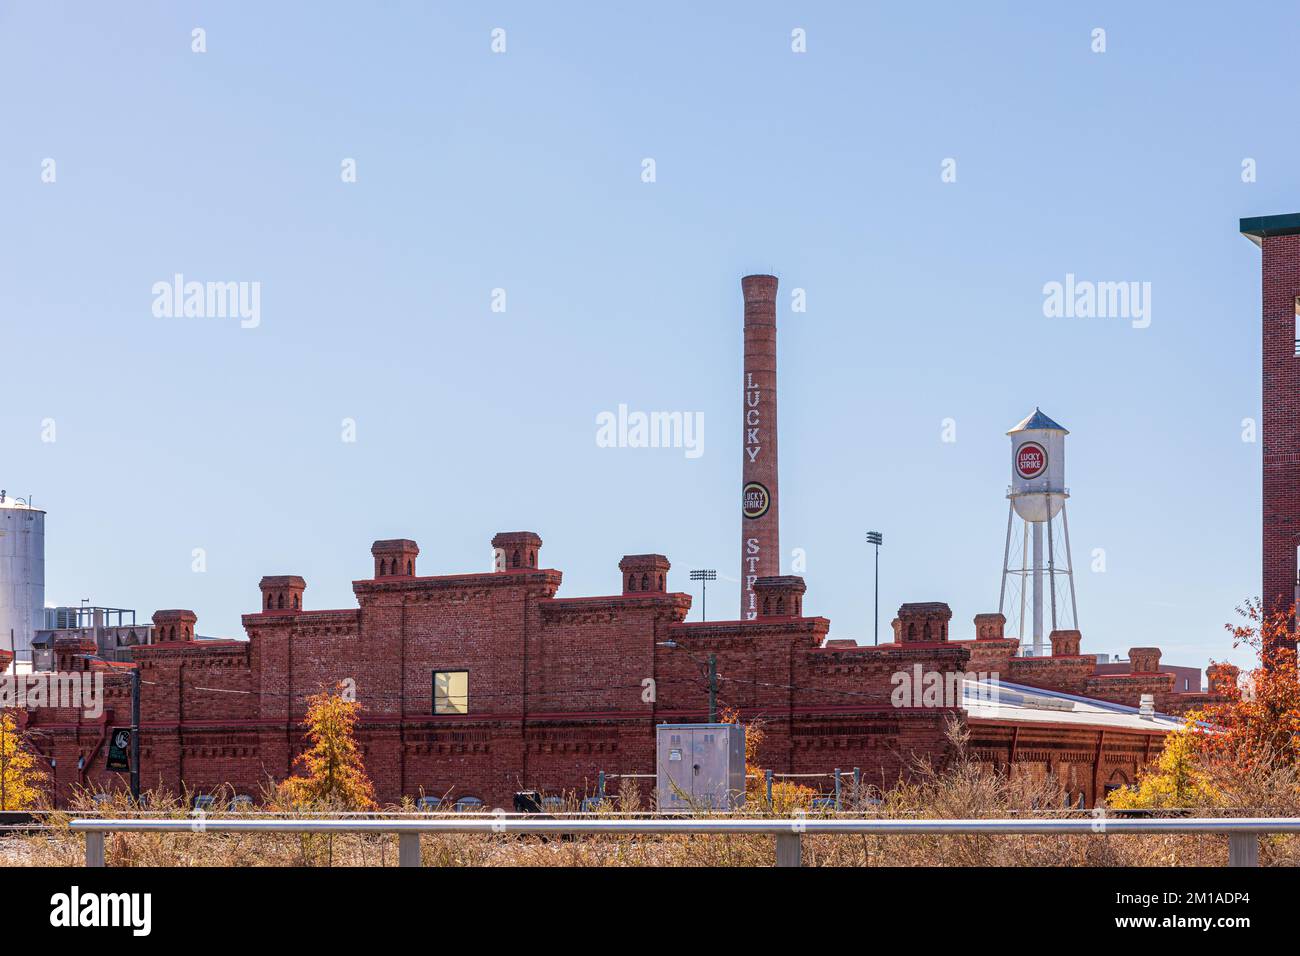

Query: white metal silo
left=0, top=491, right=46, bottom=664
left=998, top=411, right=1078, bottom=656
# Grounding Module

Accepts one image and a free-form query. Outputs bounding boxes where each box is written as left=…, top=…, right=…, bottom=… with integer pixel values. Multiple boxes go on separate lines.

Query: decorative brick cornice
left=242, top=608, right=360, bottom=629
left=134, top=642, right=248, bottom=661
left=354, top=569, right=561, bottom=599
left=669, top=616, right=830, bottom=640
left=542, top=592, right=691, bottom=622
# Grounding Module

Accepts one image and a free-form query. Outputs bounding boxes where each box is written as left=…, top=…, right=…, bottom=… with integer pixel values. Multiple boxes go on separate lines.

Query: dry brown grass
left=6, top=737, right=1299, bottom=867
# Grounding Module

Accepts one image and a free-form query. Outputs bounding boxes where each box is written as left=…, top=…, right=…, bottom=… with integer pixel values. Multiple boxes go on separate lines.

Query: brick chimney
left=152, top=609, right=198, bottom=643
left=1240, top=214, right=1300, bottom=647
left=754, top=575, right=806, bottom=618
left=1050, top=629, right=1082, bottom=656
left=620, top=554, right=670, bottom=594
left=54, top=633, right=98, bottom=670
left=492, top=531, right=542, bottom=572
left=372, top=539, right=419, bottom=578
left=739, top=274, right=780, bottom=621
left=897, top=603, right=952, bottom=643
left=1207, top=661, right=1240, bottom=694
left=1129, top=647, right=1162, bottom=674
left=259, top=577, right=305, bottom=614
left=974, top=613, right=1006, bottom=641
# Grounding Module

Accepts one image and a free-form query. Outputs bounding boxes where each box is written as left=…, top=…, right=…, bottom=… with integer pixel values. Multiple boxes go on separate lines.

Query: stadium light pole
left=866, top=532, right=883, bottom=645
left=689, top=569, right=717, bottom=622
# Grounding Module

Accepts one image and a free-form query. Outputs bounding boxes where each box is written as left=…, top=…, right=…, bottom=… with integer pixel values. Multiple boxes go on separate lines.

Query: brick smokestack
left=1241, top=213, right=1300, bottom=649
left=740, top=274, right=780, bottom=620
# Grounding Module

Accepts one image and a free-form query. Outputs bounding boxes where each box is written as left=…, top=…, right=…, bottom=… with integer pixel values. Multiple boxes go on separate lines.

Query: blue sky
left=0, top=2, right=1290, bottom=670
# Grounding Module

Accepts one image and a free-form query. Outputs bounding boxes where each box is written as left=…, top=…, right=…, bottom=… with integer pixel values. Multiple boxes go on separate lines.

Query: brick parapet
left=19, top=542, right=1180, bottom=809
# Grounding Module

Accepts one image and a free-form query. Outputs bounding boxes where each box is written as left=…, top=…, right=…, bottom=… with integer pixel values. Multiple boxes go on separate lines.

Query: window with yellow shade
left=433, top=670, right=468, bottom=715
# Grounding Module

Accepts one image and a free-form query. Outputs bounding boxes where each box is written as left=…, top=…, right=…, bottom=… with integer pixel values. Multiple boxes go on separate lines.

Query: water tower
left=0, top=490, right=46, bottom=665
left=997, top=410, right=1078, bottom=656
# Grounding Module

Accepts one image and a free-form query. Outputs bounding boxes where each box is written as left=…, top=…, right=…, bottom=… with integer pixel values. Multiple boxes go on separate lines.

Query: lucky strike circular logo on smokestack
left=1015, top=441, right=1048, bottom=479
left=742, top=481, right=771, bottom=520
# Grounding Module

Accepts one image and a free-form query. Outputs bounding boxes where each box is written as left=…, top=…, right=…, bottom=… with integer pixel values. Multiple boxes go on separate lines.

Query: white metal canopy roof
left=963, top=677, right=1182, bottom=731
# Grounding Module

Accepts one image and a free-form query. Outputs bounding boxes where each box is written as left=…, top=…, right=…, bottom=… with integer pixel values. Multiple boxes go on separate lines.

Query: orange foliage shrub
left=275, top=683, right=377, bottom=811
left=719, top=706, right=818, bottom=812
left=1188, top=601, right=1300, bottom=771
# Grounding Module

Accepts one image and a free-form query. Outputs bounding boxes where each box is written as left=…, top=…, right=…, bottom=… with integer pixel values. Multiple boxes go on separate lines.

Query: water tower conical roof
left=1007, top=408, right=1068, bottom=435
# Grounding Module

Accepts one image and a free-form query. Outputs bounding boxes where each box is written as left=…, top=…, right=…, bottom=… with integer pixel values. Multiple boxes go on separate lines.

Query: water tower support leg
left=1046, top=501, right=1059, bottom=631
left=1061, top=502, right=1079, bottom=629
left=1019, top=521, right=1030, bottom=646
left=1032, top=522, right=1044, bottom=655
left=998, top=501, right=1013, bottom=614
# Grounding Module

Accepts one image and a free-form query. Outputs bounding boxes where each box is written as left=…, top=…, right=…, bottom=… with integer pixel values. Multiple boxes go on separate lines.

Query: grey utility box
left=656, top=723, right=746, bottom=811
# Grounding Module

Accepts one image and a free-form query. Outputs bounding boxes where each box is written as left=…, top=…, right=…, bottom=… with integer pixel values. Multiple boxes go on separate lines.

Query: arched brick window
left=658, top=575, right=664, bottom=590
left=628, top=574, right=636, bottom=591
left=267, top=594, right=273, bottom=609
left=292, top=594, right=299, bottom=609
left=406, top=560, right=413, bottom=575
left=277, top=594, right=284, bottom=609
left=640, top=573, right=649, bottom=591
left=511, top=549, right=520, bottom=568
left=776, top=596, right=785, bottom=615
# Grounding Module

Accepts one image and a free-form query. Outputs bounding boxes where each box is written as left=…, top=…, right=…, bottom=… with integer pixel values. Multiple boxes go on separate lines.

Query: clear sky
left=1, top=2, right=1290, bottom=670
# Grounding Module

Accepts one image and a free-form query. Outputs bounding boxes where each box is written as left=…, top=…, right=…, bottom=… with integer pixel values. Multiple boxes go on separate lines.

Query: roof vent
left=1020, top=692, right=1074, bottom=713
left=1138, top=693, right=1155, bottom=720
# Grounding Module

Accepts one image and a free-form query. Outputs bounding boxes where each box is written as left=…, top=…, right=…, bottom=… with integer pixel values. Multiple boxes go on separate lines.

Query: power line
left=98, top=641, right=946, bottom=715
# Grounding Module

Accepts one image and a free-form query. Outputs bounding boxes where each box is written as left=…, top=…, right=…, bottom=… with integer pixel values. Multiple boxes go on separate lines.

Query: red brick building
left=10, top=533, right=1209, bottom=809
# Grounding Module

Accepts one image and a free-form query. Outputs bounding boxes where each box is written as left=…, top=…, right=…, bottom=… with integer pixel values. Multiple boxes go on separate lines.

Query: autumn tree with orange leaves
left=276, top=683, right=377, bottom=811
left=0, top=712, right=48, bottom=811
left=1186, top=600, right=1300, bottom=770
left=1108, top=601, right=1300, bottom=810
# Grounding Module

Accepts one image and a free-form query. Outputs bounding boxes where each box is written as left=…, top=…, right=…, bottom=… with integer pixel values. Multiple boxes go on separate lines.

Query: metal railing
left=600, top=766, right=863, bottom=808
left=68, top=816, right=1300, bottom=867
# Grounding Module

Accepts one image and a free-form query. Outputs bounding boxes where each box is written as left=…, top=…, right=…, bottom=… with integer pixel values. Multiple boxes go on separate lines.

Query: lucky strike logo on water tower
left=1015, top=441, right=1048, bottom=480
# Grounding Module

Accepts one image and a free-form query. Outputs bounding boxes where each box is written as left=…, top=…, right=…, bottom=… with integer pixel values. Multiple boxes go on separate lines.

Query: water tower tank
left=0, top=493, right=46, bottom=662
left=1008, top=409, right=1067, bottom=522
